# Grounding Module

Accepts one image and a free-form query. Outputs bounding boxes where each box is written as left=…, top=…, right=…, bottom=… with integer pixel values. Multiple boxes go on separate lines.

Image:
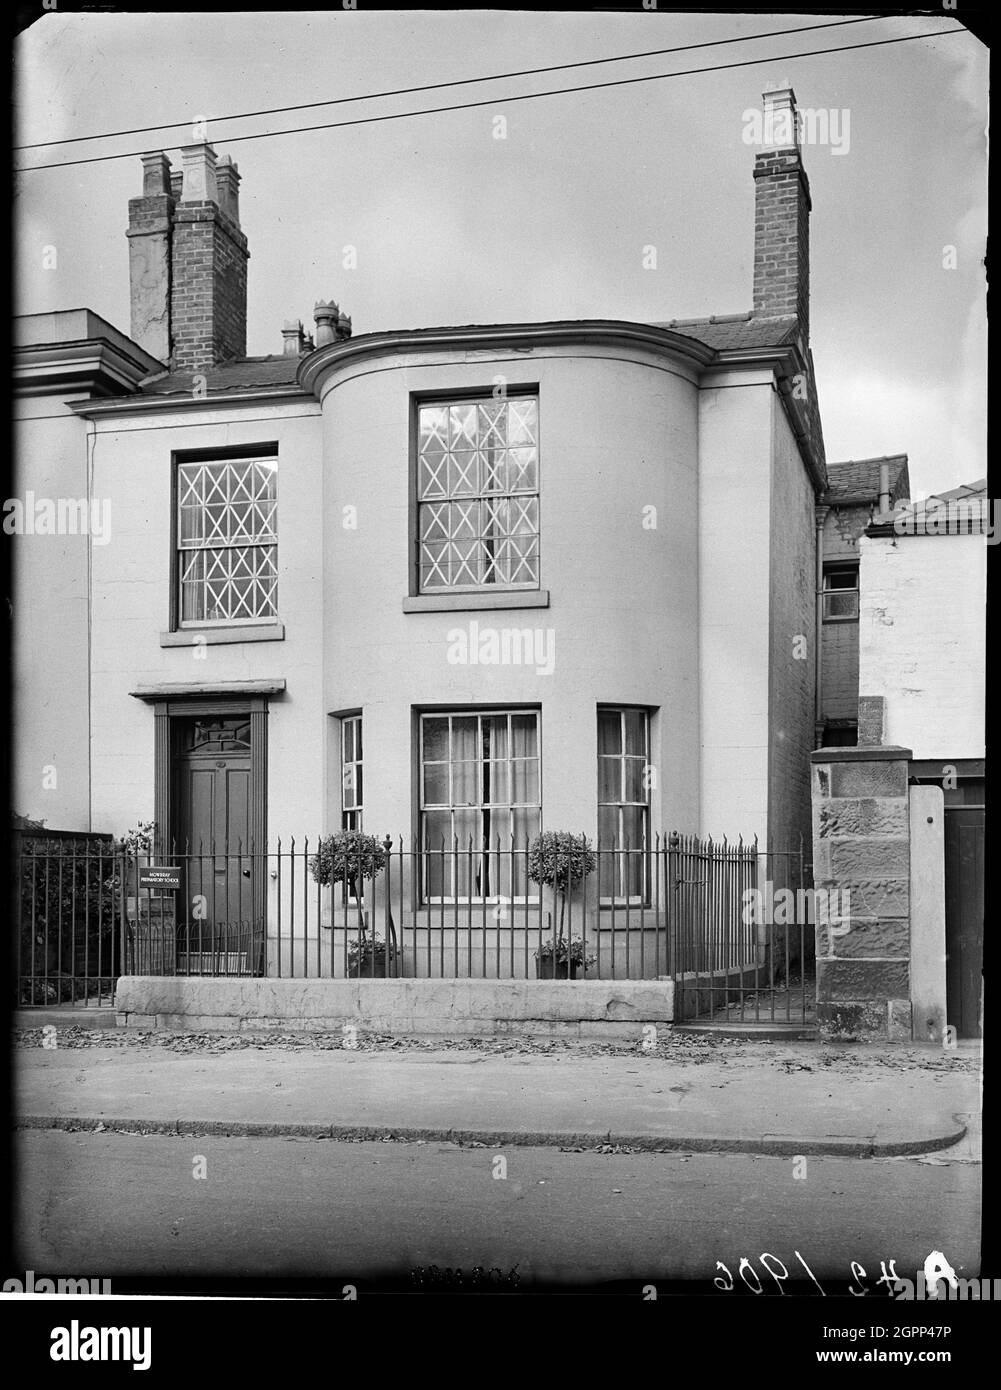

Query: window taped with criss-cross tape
left=417, top=397, right=539, bottom=591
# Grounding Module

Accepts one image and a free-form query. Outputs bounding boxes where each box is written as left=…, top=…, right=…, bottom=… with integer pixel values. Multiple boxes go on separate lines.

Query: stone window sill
left=160, top=623, right=285, bottom=647
left=403, top=590, right=549, bottom=614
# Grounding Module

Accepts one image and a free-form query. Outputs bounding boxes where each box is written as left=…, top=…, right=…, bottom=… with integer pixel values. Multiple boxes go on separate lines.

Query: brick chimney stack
left=752, top=86, right=811, bottom=343
left=126, top=142, right=250, bottom=372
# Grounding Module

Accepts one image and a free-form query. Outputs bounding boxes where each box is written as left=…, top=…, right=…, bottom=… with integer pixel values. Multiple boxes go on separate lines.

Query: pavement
left=10, top=1023, right=983, bottom=1159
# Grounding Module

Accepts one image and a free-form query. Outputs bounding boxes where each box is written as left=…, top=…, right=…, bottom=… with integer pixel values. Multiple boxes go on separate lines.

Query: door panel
left=944, top=805, right=984, bottom=1040
left=174, top=715, right=259, bottom=950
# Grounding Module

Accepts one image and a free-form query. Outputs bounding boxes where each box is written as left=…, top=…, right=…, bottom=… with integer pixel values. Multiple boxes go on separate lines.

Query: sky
left=14, top=8, right=987, bottom=497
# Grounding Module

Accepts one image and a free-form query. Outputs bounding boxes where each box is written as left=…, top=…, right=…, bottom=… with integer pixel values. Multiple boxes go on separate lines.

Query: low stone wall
left=114, top=977, right=675, bottom=1040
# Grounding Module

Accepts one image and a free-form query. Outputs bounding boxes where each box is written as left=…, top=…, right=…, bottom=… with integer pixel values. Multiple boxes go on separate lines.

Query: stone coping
left=811, top=745, right=913, bottom=763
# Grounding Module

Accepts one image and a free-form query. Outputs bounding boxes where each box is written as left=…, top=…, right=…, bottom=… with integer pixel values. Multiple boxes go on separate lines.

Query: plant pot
left=534, top=958, right=582, bottom=980
left=349, top=952, right=395, bottom=978
left=353, top=959, right=389, bottom=978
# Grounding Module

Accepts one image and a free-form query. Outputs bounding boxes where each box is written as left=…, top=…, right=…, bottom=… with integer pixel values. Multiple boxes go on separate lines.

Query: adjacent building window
left=598, top=707, right=651, bottom=901
left=419, top=710, right=541, bottom=900
left=341, top=715, right=363, bottom=830
left=822, top=564, right=859, bottom=622
left=177, top=457, right=278, bottom=625
left=416, top=395, right=539, bottom=592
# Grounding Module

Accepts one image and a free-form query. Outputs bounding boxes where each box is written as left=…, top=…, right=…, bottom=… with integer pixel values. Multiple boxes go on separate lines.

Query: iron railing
left=13, top=830, right=120, bottom=1007
left=13, top=831, right=813, bottom=1021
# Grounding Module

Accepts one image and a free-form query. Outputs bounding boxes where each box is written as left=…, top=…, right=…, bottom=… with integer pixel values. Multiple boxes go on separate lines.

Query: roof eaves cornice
left=70, top=385, right=313, bottom=419
left=297, top=319, right=716, bottom=395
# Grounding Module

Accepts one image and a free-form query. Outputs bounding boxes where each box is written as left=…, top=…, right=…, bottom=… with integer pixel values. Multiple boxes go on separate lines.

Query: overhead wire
left=17, top=23, right=964, bottom=174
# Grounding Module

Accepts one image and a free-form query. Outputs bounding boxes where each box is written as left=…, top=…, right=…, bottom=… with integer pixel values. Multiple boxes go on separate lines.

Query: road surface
left=13, top=1129, right=980, bottom=1291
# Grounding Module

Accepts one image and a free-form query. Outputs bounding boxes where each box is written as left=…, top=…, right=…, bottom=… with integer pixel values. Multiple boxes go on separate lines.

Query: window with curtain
left=177, top=457, right=278, bottom=625
left=416, top=396, right=539, bottom=592
left=341, top=715, right=363, bottom=830
left=420, top=711, right=541, bottom=901
left=597, top=707, right=650, bottom=902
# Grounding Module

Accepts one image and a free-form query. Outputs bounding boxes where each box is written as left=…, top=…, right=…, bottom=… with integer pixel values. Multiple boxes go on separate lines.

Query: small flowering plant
left=535, top=936, right=595, bottom=968
left=346, top=935, right=397, bottom=977
left=117, top=821, right=156, bottom=860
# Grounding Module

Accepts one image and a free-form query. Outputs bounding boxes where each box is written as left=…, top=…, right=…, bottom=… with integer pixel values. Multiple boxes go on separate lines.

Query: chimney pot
left=282, top=319, right=306, bottom=356
left=336, top=310, right=352, bottom=340
left=762, top=86, right=800, bottom=148
left=179, top=143, right=219, bottom=204
left=140, top=152, right=173, bottom=197
left=313, top=300, right=339, bottom=347
left=215, top=155, right=241, bottom=225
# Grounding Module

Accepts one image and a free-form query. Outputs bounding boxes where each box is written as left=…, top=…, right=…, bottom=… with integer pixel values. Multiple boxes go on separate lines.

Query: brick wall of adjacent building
left=821, top=620, right=860, bottom=722
left=819, top=502, right=870, bottom=728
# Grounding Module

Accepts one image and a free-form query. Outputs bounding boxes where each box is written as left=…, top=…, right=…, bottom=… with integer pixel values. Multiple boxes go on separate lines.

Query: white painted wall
left=859, top=532, right=986, bottom=758
left=317, top=343, right=702, bottom=843
left=697, top=370, right=774, bottom=839
left=767, top=393, right=817, bottom=858
left=87, top=401, right=325, bottom=843
left=18, top=336, right=812, bottom=871
left=11, top=398, right=93, bottom=827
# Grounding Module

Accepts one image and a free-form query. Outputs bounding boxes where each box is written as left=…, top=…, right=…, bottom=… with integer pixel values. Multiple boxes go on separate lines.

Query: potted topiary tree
left=527, top=831, right=597, bottom=979
left=309, top=830, right=398, bottom=977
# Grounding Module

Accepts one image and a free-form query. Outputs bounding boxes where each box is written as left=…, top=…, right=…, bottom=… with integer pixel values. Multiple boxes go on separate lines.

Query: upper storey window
left=177, top=458, right=278, bottom=626
left=417, top=395, right=539, bottom=592
left=822, top=564, right=859, bottom=622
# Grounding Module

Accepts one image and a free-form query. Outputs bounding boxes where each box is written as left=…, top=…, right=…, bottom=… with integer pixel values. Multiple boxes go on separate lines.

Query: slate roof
left=890, top=478, right=987, bottom=524
left=138, top=356, right=302, bottom=396
left=824, top=455, right=910, bottom=505
left=650, top=312, right=800, bottom=351
left=135, top=313, right=804, bottom=399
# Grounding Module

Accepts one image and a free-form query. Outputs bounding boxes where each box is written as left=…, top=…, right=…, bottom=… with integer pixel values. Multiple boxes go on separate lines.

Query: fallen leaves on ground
left=10, top=1025, right=979, bottom=1076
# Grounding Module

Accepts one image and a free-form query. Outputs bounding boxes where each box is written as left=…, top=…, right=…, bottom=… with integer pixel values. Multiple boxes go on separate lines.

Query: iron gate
left=669, top=834, right=814, bottom=1027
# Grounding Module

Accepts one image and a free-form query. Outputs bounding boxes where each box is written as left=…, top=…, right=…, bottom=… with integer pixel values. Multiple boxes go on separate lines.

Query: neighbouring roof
left=824, top=454, right=910, bottom=505
left=921, top=478, right=987, bottom=504
left=891, top=478, right=988, bottom=523
left=650, top=312, right=800, bottom=351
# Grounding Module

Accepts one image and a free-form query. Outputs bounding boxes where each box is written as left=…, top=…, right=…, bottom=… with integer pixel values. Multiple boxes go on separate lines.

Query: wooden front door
left=174, top=715, right=259, bottom=960
left=944, top=804, right=984, bottom=1040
